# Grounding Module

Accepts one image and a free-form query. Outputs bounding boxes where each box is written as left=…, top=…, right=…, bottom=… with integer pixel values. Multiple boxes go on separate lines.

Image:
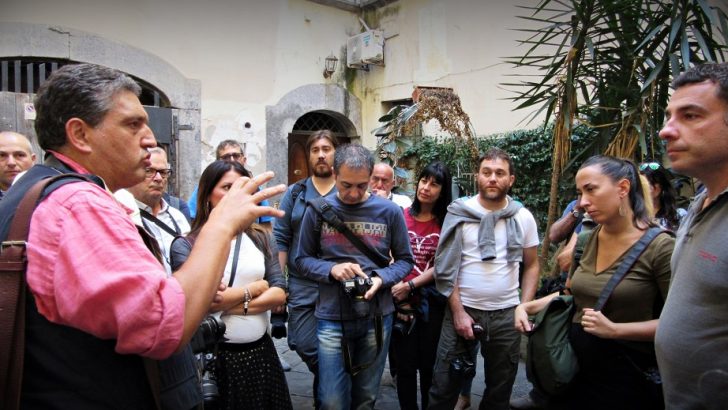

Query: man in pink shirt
left=0, top=63, right=285, bottom=409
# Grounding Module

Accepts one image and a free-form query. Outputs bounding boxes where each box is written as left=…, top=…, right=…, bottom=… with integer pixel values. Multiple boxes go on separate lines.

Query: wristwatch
left=571, top=209, right=583, bottom=219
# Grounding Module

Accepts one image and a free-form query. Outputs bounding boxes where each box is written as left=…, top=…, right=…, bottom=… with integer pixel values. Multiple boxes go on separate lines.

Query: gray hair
left=333, top=144, right=374, bottom=175
left=215, top=139, right=243, bottom=159
left=34, top=63, right=141, bottom=151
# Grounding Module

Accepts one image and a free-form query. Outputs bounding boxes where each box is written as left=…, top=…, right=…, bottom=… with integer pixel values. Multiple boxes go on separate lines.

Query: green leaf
left=372, top=125, right=390, bottom=136
left=696, top=0, right=718, bottom=28
left=641, top=60, right=665, bottom=93
left=691, top=27, right=714, bottom=62
left=636, top=24, right=665, bottom=52
left=681, top=25, right=691, bottom=69
left=377, top=114, right=395, bottom=123
left=668, top=17, right=683, bottom=50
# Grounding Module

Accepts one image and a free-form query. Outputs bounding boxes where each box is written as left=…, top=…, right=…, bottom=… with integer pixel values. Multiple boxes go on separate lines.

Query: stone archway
left=265, top=83, right=361, bottom=192
left=0, top=22, right=201, bottom=198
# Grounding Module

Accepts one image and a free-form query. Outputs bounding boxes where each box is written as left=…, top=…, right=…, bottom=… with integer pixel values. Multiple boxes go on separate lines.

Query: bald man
left=369, top=162, right=413, bottom=208
left=0, top=131, right=36, bottom=198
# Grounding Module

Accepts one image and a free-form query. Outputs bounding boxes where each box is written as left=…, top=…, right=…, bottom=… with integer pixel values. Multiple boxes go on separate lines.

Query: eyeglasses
left=145, top=167, right=172, bottom=178
left=220, top=152, right=244, bottom=162
left=639, top=162, right=661, bottom=172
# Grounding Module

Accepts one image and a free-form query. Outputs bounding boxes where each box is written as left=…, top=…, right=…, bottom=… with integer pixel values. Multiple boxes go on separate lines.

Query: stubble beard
left=312, top=163, right=333, bottom=178
left=479, top=184, right=508, bottom=203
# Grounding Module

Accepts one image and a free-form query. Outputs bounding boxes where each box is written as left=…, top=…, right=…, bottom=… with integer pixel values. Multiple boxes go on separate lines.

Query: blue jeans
left=287, top=277, right=320, bottom=407
left=317, top=314, right=393, bottom=410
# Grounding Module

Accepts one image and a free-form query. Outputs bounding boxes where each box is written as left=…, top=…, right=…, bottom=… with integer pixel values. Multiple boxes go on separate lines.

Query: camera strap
left=228, top=232, right=243, bottom=287
left=139, top=209, right=182, bottom=237
left=338, top=290, right=384, bottom=376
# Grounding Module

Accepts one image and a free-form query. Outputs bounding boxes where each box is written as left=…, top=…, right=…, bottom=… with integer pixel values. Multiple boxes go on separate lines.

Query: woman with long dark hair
left=515, top=156, right=674, bottom=409
left=391, top=161, right=452, bottom=410
left=170, top=160, right=292, bottom=410
left=639, top=162, right=687, bottom=231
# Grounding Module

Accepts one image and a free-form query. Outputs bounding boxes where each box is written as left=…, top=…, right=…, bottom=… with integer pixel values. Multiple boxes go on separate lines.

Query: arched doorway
left=287, top=111, right=351, bottom=185
left=265, top=83, right=362, bottom=193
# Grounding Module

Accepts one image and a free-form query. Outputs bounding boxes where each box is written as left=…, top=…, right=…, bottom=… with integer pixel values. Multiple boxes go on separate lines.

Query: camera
left=393, top=316, right=417, bottom=336
left=449, top=323, right=483, bottom=379
left=449, top=354, right=476, bottom=379
left=190, top=315, right=227, bottom=354
left=342, top=277, right=373, bottom=318
left=198, top=352, right=220, bottom=409
left=190, top=315, right=227, bottom=408
left=393, top=302, right=417, bottom=336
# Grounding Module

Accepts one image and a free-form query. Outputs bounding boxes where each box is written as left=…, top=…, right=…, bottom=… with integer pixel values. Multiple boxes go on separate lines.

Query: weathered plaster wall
left=2, top=0, right=542, bottom=196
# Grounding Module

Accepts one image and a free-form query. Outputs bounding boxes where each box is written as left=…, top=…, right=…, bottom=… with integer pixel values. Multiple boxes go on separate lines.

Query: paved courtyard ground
left=274, top=336, right=533, bottom=409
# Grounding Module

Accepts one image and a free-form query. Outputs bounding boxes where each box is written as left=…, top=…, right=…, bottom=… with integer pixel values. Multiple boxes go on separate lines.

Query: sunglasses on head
left=639, top=162, right=661, bottom=172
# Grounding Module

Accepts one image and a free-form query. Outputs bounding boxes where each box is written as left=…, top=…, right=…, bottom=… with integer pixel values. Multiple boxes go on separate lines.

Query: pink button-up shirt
left=25, top=152, right=185, bottom=359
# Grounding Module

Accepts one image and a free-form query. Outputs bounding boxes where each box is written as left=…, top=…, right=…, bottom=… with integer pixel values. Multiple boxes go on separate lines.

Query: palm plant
left=504, top=0, right=727, bottom=264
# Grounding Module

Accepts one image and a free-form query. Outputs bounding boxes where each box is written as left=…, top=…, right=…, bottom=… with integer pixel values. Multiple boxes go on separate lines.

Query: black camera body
left=190, top=315, right=227, bottom=408
left=393, top=316, right=416, bottom=336
left=449, top=354, right=476, bottom=379
left=342, top=277, right=373, bottom=318
left=449, top=323, right=483, bottom=379
left=270, top=309, right=288, bottom=339
left=190, top=315, right=226, bottom=354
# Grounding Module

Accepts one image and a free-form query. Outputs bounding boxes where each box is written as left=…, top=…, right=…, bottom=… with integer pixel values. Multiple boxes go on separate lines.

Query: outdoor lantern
left=323, top=53, right=338, bottom=78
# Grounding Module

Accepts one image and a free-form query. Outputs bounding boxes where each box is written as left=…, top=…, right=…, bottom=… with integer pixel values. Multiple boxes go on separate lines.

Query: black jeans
left=393, top=299, right=445, bottom=410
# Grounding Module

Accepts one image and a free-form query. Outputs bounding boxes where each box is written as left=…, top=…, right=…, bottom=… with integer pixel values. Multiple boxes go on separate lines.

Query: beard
left=478, top=182, right=509, bottom=203
left=312, top=162, right=333, bottom=178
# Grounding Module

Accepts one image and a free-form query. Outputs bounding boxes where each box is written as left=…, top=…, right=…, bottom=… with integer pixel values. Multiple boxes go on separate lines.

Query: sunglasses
left=639, top=162, right=661, bottom=172
left=220, top=152, right=244, bottom=162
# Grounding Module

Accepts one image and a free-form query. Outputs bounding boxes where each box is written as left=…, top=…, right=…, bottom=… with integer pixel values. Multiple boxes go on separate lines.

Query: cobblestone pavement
left=274, top=336, right=533, bottom=409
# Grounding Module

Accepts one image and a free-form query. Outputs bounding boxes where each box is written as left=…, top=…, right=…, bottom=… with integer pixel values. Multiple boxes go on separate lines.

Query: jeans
left=287, top=278, right=320, bottom=407
left=428, top=306, right=520, bottom=410
left=317, top=314, right=393, bottom=410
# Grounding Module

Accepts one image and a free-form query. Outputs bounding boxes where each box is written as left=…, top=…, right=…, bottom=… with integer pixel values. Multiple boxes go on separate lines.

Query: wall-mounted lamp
left=323, top=53, right=338, bottom=78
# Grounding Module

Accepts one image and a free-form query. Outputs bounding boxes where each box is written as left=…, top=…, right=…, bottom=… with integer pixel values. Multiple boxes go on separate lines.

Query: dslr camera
left=449, top=323, right=484, bottom=379
left=342, top=277, right=373, bottom=318
left=190, top=315, right=227, bottom=408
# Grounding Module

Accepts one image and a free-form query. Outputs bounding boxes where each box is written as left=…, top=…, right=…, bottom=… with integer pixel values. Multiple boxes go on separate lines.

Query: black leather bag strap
left=306, top=197, right=390, bottom=268
left=594, top=227, right=666, bottom=311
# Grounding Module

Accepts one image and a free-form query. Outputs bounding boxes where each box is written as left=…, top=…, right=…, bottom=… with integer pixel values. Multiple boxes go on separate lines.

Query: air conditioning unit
left=346, top=30, right=384, bottom=68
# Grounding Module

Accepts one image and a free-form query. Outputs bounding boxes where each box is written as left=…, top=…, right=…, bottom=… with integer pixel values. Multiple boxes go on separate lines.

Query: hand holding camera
left=342, top=276, right=374, bottom=318
left=331, top=262, right=366, bottom=281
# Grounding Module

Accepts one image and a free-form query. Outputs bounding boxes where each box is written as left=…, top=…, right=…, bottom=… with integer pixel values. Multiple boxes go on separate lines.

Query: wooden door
left=288, top=134, right=309, bottom=185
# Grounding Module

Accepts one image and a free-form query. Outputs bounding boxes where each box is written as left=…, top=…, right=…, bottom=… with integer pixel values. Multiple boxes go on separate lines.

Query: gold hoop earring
left=619, top=201, right=626, bottom=217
